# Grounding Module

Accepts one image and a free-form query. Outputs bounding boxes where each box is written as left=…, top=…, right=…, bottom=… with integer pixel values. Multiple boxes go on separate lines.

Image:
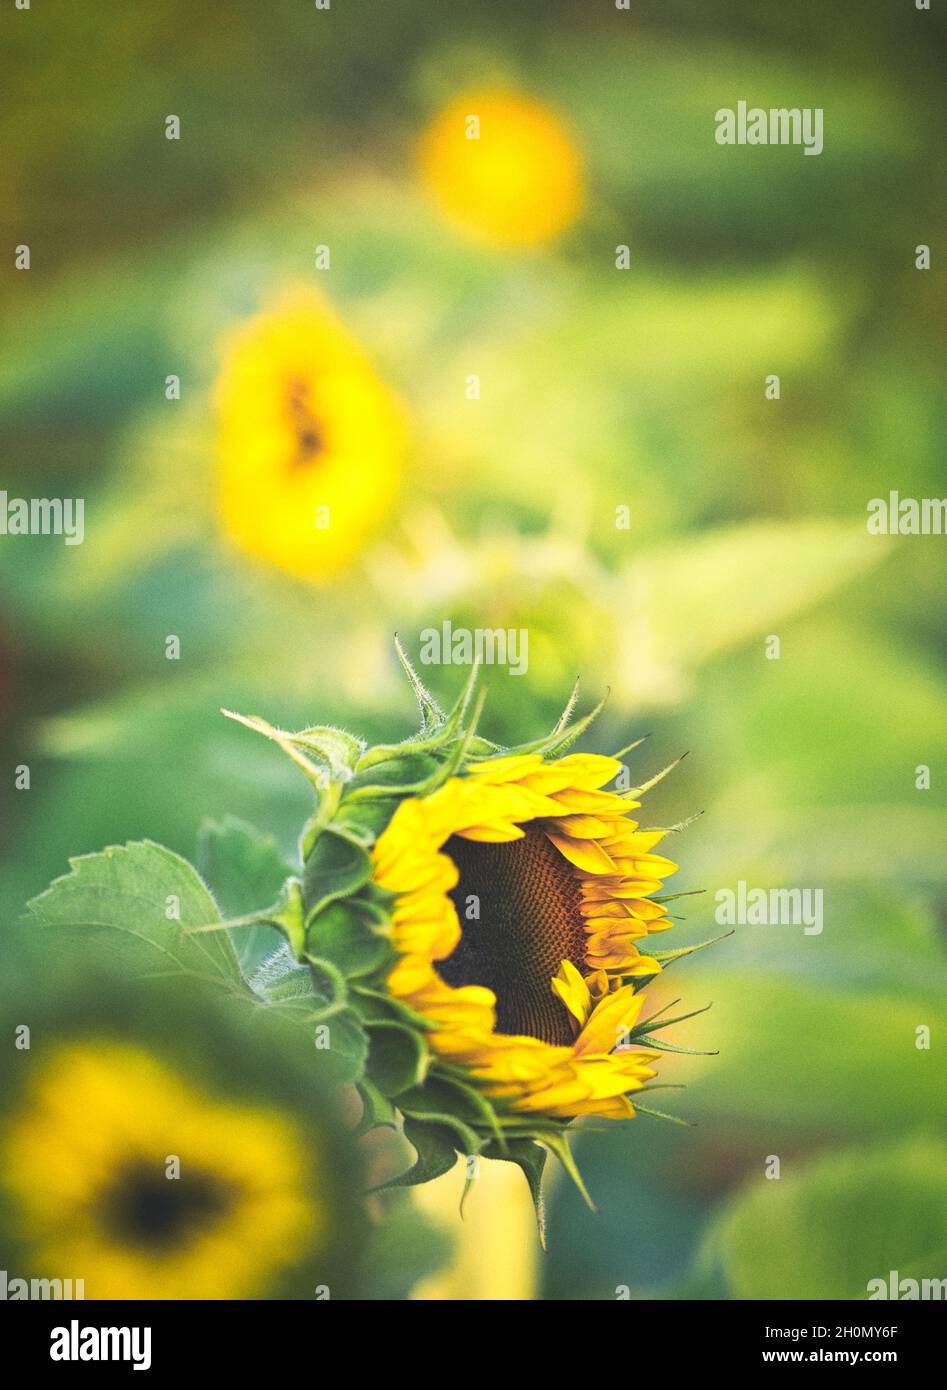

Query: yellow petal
left=574, top=985, right=646, bottom=1056
left=550, top=960, right=591, bottom=1027
left=544, top=832, right=618, bottom=874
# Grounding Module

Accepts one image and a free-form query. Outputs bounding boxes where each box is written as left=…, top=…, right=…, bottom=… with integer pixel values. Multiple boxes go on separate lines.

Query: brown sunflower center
left=286, top=377, right=324, bottom=466
left=439, top=825, right=587, bottom=1046
left=100, top=1160, right=235, bottom=1250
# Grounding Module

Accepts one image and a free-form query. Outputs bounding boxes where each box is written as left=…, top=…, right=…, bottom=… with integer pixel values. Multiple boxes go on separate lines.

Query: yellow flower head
left=418, top=89, right=584, bottom=246
left=373, top=751, right=673, bottom=1120
left=3, top=1041, right=320, bottom=1299
left=222, top=648, right=712, bottom=1221
left=216, top=292, right=405, bottom=581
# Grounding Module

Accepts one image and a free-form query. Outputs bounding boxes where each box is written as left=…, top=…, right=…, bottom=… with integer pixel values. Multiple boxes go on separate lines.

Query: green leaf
left=207, top=876, right=307, bottom=961
left=312, top=1007, right=370, bottom=1088
left=358, top=1195, right=454, bottom=1299
left=634, top=1035, right=718, bottom=1057
left=197, top=816, right=295, bottom=978
left=668, top=972, right=947, bottom=1137
left=377, top=1119, right=459, bottom=1190
left=196, top=815, right=294, bottom=914
left=302, top=830, right=372, bottom=919
left=648, top=931, right=733, bottom=966
left=616, top=519, right=889, bottom=704
left=24, top=840, right=240, bottom=987
left=365, top=1020, right=430, bottom=1097
left=700, top=1137, right=947, bottom=1300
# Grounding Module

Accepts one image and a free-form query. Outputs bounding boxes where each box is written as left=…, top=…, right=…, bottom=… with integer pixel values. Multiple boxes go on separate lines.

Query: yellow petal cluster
left=373, top=752, right=678, bottom=1119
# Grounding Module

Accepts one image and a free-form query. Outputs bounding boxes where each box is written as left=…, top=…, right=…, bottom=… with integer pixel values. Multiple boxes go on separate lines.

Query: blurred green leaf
left=667, top=970, right=947, bottom=1139
left=197, top=815, right=294, bottom=977
left=615, top=520, right=889, bottom=706
left=699, top=1137, right=947, bottom=1300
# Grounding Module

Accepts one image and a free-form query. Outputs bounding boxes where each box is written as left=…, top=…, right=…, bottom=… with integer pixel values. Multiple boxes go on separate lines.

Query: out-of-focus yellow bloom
left=3, top=1041, right=319, bottom=1299
left=418, top=89, right=583, bottom=246
left=216, top=292, right=405, bottom=581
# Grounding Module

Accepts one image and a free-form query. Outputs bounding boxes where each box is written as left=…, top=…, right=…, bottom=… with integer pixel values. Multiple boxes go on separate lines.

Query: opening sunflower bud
left=219, top=646, right=718, bottom=1220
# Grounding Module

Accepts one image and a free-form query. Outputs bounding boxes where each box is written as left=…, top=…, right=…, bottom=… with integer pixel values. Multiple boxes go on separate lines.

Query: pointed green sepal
left=540, top=1131, right=596, bottom=1211
left=480, top=1138, right=549, bottom=1248
left=302, top=831, right=372, bottom=922
left=364, top=1020, right=430, bottom=1097
left=305, top=900, right=392, bottom=978
left=618, top=751, right=688, bottom=798
left=375, top=1119, right=459, bottom=1190
left=394, top=633, right=445, bottom=730
left=354, top=1079, right=398, bottom=1136
left=633, top=1101, right=694, bottom=1127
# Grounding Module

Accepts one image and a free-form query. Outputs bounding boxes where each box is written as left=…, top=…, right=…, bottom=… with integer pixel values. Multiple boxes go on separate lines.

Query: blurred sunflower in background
left=216, top=291, right=406, bottom=581
left=0, top=965, right=443, bottom=1300
left=4, top=1041, right=317, bottom=1300
left=418, top=89, right=583, bottom=245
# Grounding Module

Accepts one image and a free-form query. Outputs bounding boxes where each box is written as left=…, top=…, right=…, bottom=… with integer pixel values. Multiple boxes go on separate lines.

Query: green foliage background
left=1, top=0, right=945, bottom=1299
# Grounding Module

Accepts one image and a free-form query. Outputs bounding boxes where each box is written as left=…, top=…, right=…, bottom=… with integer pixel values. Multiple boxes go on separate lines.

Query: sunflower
left=3, top=1041, right=319, bottom=1299
left=216, top=291, right=405, bottom=581
left=373, top=752, right=673, bottom=1119
left=418, top=89, right=583, bottom=246
left=219, top=644, right=714, bottom=1221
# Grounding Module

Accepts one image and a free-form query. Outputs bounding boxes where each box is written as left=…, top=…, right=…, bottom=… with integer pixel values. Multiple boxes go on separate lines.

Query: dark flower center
left=101, top=1160, right=235, bottom=1250
left=287, top=377, right=324, bottom=466
left=439, top=826, right=587, bottom=1045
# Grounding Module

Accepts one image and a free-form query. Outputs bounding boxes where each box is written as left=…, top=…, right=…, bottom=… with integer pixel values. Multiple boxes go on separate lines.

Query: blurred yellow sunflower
left=3, top=1041, right=319, bottom=1299
left=418, top=89, right=584, bottom=246
left=372, top=751, right=675, bottom=1119
left=216, top=292, right=405, bottom=581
